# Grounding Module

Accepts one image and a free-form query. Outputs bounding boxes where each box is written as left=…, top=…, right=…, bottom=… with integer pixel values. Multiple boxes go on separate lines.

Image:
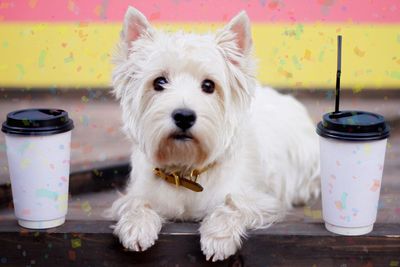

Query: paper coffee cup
left=2, top=109, right=74, bottom=229
left=317, top=110, right=390, bottom=235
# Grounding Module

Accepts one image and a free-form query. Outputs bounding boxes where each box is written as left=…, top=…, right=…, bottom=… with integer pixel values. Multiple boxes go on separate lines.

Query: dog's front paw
left=200, top=232, right=240, bottom=262
left=199, top=215, right=244, bottom=262
left=113, top=210, right=162, bottom=252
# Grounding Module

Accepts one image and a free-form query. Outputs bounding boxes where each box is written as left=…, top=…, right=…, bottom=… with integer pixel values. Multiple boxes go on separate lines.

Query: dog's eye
left=153, top=77, right=168, bottom=91
left=201, top=79, right=215, bottom=94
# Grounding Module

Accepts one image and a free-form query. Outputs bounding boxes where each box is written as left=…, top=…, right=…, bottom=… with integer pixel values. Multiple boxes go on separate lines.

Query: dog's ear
left=215, top=11, right=256, bottom=110
left=216, top=11, right=253, bottom=60
left=122, top=6, right=153, bottom=49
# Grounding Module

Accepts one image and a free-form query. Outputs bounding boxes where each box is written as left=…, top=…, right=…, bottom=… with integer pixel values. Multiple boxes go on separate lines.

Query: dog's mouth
left=170, top=132, right=194, bottom=141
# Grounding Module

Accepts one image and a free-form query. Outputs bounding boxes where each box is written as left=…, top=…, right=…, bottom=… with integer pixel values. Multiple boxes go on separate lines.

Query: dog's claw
left=133, top=243, right=140, bottom=251
left=205, top=253, right=212, bottom=261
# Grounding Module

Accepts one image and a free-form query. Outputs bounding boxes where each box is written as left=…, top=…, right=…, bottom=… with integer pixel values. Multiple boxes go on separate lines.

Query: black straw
left=334, top=35, right=342, bottom=113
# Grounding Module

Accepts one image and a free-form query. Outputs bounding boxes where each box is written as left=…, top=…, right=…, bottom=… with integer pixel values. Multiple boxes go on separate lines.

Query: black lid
left=1, top=109, right=74, bottom=136
left=317, top=110, right=390, bottom=141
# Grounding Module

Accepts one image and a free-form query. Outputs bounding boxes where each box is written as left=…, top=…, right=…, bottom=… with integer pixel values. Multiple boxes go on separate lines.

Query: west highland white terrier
left=107, top=6, right=320, bottom=261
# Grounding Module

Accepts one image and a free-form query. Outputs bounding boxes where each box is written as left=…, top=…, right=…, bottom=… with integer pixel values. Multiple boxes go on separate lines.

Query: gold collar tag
left=153, top=166, right=210, bottom=192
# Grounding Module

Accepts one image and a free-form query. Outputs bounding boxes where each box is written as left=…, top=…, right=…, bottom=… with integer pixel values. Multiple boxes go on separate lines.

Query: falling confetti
left=38, top=50, right=47, bottom=68
left=68, top=250, right=76, bottom=261
left=389, top=71, right=400, bottom=80
left=268, top=1, right=278, bottom=9
left=279, top=69, right=293, bottom=78
left=71, top=238, right=82, bottom=249
left=354, top=46, right=366, bottom=57
left=352, top=85, right=363, bottom=94
left=64, top=53, right=74, bottom=63
left=318, top=50, right=325, bottom=63
left=80, top=114, right=90, bottom=126
left=28, top=0, right=38, bottom=8
left=312, top=209, right=322, bottom=219
left=81, top=200, right=92, bottom=214
left=292, top=56, right=302, bottom=70
left=16, top=64, right=25, bottom=79
left=303, top=49, right=311, bottom=61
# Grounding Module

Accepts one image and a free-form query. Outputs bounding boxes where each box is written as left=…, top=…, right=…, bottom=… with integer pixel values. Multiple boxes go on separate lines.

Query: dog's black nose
left=172, top=108, right=196, bottom=131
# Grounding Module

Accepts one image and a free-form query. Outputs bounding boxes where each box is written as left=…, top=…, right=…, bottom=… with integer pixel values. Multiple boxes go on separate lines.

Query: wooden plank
left=0, top=220, right=399, bottom=266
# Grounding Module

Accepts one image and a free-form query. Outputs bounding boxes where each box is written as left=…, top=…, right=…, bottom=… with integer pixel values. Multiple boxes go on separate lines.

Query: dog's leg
left=199, top=193, right=283, bottom=262
left=107, top=195, right=164, bottom=251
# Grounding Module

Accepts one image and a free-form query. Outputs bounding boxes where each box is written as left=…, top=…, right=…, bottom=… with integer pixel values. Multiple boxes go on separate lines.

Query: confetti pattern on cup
left=320, top=137, right=388, bottom=228
left=36, top=188, right=59, bottom=201
left=370, top=179, right=381, bottom=192
left=22, top=208, right=31, bottom=216
left=335, top=192, right=348, bottom=211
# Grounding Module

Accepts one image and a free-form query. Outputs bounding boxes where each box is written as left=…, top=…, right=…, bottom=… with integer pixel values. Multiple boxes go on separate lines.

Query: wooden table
left=0, top=89, right=399, bottom=266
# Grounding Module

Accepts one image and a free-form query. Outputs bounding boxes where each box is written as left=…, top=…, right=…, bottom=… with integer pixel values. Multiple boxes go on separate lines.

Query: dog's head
left=113, top=7, right=256, bottom=168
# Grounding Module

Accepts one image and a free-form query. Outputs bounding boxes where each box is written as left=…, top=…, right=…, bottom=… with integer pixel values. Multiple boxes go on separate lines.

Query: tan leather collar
left=153, top=164, right=214, bottom=192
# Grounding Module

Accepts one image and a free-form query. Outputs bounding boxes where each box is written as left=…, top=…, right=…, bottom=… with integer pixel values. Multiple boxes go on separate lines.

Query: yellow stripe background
left=0, top=23, right=399, bottom=89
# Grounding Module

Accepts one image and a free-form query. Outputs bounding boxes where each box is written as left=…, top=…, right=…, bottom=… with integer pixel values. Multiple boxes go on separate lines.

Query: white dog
left=107, top=7, right=320, bottom=262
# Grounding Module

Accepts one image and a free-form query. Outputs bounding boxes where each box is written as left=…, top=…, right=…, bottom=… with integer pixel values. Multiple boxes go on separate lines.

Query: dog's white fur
left=106, top=7, right=320, bottom=261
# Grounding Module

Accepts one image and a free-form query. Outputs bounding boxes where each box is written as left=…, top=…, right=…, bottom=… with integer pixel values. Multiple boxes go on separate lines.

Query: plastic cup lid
left=1, top=108, right=74, bottom=136
left=316, top=110, right=390, bottom=141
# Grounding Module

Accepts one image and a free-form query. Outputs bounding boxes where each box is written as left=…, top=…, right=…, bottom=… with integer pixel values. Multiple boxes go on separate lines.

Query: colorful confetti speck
left=303, top=49, right=311, bottom=61
left=81, top=200, right=92, bottom=214
left=64, top=53, right=74, bottom=63
left=68, top=250, right=76, bottom=261
left=354, top=46, right=366, bottom=57
left=35, top=189, right=59, bottom=201
left=335, top=192, right=348, bottom=211
left=20, top=159, right=31, bottom=169
left=71, top=238, right=81, bottom=249
left=370, top=179, right=381, bottom=192
left=38, top=50, right=47, bottom=68
left=389, top=71, right=400, bottom=80
left=16, top=64, right=25, bottom=79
